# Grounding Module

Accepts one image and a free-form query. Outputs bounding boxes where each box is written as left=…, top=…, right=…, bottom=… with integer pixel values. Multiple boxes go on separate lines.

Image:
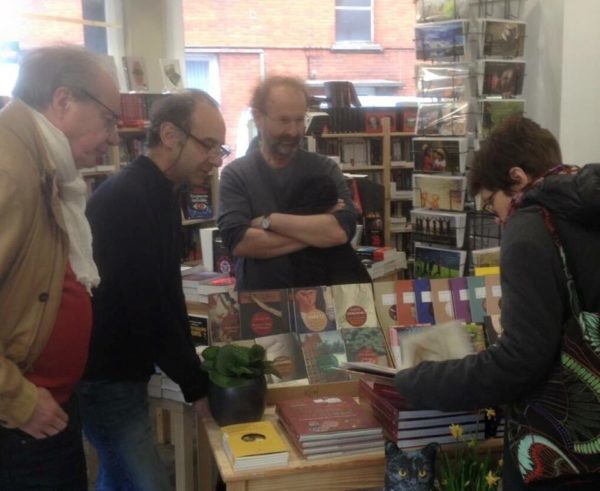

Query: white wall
left=523, top=0, right=600, bottom=165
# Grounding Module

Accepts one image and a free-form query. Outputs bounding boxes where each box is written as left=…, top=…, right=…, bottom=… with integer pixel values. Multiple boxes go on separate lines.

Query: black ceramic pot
left=208, top=375, right=267, bottom=427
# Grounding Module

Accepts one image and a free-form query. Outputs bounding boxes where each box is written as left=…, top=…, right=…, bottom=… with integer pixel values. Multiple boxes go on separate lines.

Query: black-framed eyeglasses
left=74, top=88, right=120, bottom=133
left=173, top=124, right=231, bottom=158
left=481, top=190, right=499, bottom=214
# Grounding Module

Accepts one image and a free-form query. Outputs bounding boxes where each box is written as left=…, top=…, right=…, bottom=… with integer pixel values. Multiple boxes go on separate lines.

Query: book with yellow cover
left=221, top=420, right=289, bottom=471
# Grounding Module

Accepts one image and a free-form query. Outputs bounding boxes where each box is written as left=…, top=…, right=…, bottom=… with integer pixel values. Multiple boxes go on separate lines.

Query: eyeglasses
left=172, top=124, right=231, bottom=158
left=481, top=190, right=498, bottom=214
left=77, top=88, right=120, bottom=133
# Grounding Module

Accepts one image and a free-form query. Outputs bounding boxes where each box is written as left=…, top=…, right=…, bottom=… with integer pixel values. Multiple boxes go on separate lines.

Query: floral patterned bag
left=507, top=208, right=600, bottom=484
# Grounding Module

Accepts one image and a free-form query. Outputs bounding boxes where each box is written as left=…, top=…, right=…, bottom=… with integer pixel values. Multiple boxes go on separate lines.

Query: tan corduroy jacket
left=0, top=100, right=68, bottom=428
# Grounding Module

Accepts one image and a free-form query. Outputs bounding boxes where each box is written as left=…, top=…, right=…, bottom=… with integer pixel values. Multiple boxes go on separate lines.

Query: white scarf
left=31, top=109, right=100, bottom=294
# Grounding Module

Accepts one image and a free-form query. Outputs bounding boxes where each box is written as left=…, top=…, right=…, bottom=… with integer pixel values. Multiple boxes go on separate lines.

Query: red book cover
left=238, top=289, right=291, bottom=339
left=395, top=280, right=417, bottom=326
left=275, top=396, right=382, bottom=442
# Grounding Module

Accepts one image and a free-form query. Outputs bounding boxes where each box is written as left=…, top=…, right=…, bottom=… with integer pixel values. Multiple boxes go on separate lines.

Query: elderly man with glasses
left=77, top=89, right=226, bottom=490
left=0, top=45, right=120, bottom=490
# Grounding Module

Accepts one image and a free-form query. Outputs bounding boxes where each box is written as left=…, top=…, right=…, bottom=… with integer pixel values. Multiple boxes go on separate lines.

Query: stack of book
left=221, top=420, right=289, bottom=471
left=358, top=380, right=485, bottom=448
left=275, top=396, right=384, bottom=459
left=181, top=266, right=235, bottom=304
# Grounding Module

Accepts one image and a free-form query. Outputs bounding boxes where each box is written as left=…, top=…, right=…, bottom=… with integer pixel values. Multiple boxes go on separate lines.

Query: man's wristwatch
left=261, top=214, right=272, bottom=230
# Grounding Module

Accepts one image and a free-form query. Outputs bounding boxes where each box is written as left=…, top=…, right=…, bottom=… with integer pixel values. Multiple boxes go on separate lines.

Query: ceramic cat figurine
left=384, top=441, right=439, bottom=491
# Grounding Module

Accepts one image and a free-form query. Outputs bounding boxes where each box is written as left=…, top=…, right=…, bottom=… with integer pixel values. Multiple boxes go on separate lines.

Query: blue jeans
left=0, top=396, right=87, bottom=490
left=77, top=380, right=171, bottom=491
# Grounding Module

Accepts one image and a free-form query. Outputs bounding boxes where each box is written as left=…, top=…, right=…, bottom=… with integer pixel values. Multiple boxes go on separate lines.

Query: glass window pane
left=336, top=10, right=371, bottom=42
left=336, top=0, right=371, bottom=7
left=186, top=60, right=210, bottom=89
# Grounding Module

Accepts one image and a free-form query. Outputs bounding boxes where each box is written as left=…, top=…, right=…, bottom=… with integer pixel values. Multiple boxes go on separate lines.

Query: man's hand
left=18, top=387, right=68, bottom=439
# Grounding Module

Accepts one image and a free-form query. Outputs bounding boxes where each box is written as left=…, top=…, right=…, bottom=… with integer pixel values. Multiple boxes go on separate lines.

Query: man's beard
left=268, top=136, right=302, bottom=158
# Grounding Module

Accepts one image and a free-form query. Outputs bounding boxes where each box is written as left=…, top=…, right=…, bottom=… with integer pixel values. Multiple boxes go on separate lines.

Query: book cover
left=395, top=279, right=418, bottom=326
left=181, top=267, right=230, bottom=289
left=239, top=290, right=291, bottom=339
left=221, top=420, right=288, bottom=470
left=341, top=327, right=390, bottom=366
left=299, top=331, right=349, bottom=384
left=412, top=137, right=468, bottom=174
left=414, top=243, right=466, bottom=279
left=481, top=19, right=526, bottom=58
left=471, top=246, right=501, bottom=268
left=429, top=278, right=455, bottom=323
left=480, top=60, right=526, bottom=97
left=212, top=233, right=235, bottom=277
left=290, top=286, right=337, bottom=334
left=413, top=278, right=434, bottom=324
left=122, top=55, right=149, bottom=92
left=208, top=291, right=241, bottom=344
left=401, top=108, right=418, bottom=133
left=198, top=227, right=218, bottom=271
left=372, top=281, right=398, bottom=333
left=412, top=173, right=467, bottom=211
left=189, top=314, right=208, bottom=347
left=484, top=274, right=502, bottom=316
left=415, top=20, right=468, bottom=61
left=181, top=184, right=213, bottom=220
left=275, top=396, right=382, bottom=442
left=254, top=333, right=307, bottom=384
left=466, top=276, right=486, bottom=324
left=410, top=209, right=467, bottom=248
left=331, top=284, right=378, bottom=329
left=448, top=276, right=471, bottom=323
left=365, top=111, right=396, bottom=134
left=159, top=58, right=183, bottom=92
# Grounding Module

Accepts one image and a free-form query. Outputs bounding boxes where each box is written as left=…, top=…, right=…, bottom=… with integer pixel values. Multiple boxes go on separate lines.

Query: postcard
left=412, top=137, right=469, bottom=174
left=341, top=327, right=390, bottom=366
left=416, top=63, right=472, bottom=100
left=481, top=20, right=526, bottom=58
left=299, top=331, right=350, bottom=384
left=479, top=99, right=525, bottom=139
left=122, top=56, right=149, bottom=92
left=412, top=174, right=467, bottom=211
left=208, top=291, right=241, bottom=344
left=414, top=243, right=467, bottom=279
left=480, top=60, right=525, bottom=97
left=416, top=102, right=469, bottom=136
left=159, top=58, right=184, bottom=91
left=415, top=0, right=469, bottom=23
left=290, top=286, right=337, bottom=334
left=255, top=333, right=307, bottom=384
left=410, top=209, right=467, bottom=247
left=415, top=20, right=468, bottom=61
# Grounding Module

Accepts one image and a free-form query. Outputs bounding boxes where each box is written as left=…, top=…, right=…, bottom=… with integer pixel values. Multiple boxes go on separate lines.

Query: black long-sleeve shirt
left=83, top=155, right=208, bottom=402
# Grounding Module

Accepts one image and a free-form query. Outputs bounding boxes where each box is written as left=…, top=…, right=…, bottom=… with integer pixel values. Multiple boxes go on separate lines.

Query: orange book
left=395, top=280, right=417, bottom=326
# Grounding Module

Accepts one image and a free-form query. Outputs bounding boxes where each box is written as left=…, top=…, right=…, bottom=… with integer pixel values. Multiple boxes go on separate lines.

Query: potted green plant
left=201, top=344, right=280, bottom=426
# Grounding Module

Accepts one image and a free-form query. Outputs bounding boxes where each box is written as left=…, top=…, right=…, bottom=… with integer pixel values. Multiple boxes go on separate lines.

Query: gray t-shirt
left=218, top=149, right=357, bottom=290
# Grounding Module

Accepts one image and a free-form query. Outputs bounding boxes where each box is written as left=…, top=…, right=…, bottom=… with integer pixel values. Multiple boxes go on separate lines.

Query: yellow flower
left=467, top=438, right=477, bottom=448
left=485, top=408, right=496, bottom=419
left=449, top=423, right=463, bottom=440
left=485, top=470, right=500, bottom=488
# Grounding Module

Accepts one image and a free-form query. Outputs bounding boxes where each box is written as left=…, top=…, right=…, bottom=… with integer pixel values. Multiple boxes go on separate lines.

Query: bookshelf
left=316, top=117, right=415, bottom=259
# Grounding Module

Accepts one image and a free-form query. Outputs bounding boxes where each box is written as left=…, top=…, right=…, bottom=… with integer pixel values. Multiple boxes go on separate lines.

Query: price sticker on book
left=475, top=287, right=486, bottom=299
left=382, top=293, right=396, bottom=306
left=403, top=292, right=415, bottom=304
left=421, top=291, right=432, bottom=303
left=459, top=289, right=469, bottom=301
left=492, top=285, right=502, bottom=297
left=438, top=290, right=451, bottom=302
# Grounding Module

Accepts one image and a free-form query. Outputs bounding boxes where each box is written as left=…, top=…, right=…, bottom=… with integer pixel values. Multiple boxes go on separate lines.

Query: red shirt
left=25, top=263, right=92, bottom=403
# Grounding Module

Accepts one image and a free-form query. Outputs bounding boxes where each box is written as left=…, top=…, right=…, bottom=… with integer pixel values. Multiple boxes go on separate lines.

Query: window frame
left=334, top=0, right=374, bottom=45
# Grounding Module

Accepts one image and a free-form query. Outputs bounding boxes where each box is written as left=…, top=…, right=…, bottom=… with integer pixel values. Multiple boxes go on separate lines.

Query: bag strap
left=539, top=207, right=583, bottom=317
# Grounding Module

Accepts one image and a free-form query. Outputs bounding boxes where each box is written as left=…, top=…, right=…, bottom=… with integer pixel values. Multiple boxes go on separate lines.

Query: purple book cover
left=449, top=277, right=471, bottom=323
left=413, top=279, right=434, bottom=325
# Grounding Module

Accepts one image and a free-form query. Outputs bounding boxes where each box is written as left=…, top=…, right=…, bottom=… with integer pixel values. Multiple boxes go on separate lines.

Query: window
left=335, top=0, right=373, bottom=43
left=185, top=53, right=220, bottom=102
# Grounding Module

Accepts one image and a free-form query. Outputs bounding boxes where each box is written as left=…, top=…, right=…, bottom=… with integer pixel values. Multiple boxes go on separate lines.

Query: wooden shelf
left=339, top=165, right=384, bottom=172
left=321, top=131, right=414, bottom=139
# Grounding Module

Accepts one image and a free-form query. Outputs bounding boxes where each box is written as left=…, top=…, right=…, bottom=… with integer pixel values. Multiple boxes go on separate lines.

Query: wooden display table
left=196, top=381, right=502, bottom=491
